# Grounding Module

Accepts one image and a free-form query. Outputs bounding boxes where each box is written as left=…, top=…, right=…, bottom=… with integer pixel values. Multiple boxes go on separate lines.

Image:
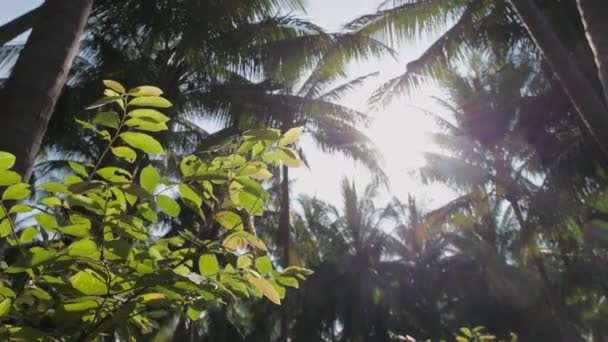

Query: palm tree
left=0, top=0, right=94, bottom=181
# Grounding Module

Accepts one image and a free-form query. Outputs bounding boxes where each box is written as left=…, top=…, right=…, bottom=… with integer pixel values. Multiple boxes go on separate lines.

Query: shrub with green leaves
left=0, top=80, right=311, bottom=341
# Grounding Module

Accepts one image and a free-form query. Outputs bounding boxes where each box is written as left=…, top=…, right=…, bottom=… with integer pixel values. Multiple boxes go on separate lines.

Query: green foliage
left=0, top=81, right=311, bottom=340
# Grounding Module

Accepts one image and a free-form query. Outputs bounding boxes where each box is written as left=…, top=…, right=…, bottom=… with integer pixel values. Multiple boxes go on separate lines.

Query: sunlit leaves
left=0, top=171, right=21, bottom=186
left=0, top=298, right=11, bottom=318
left=129, top=96, right=173, bottom=108
left=155, top=195, right=180, bottom=217
left=2, top=183, right=31, bottom=200
left=215, top=211, right=243, bottom=230
left=35, top=213, right=58, bottom=231
left=86, top=96, right=123, bottom=110
left=70, top=270, right=108, bottom=295
left=0, top=152, right=16, bottom=170
left=93, top=111, right=120, bottom=129
left=119, top=132, right=165, bottom=154
left=199, top=254, right=219, bottom=277
left=245, top=273, right=281, bottom=305
left=276, top=147, right=301, bottom=167
left=67, top=239, right=100, bottom=259
left=279, top=127, right=304, bottom=146
left=128, top=86, right=163, bottom=97
left=96, top=167, right=132, bottom=183
left=111, top=146, right=137, bottom=163
left=127, top=109, right=170, bottom=123
left=103, top=80, right=126, bottom=94
left=140, top=165, right=160, bottom=194
left=179, top=183, right=202, bottom=207
left=255, top=256, right=272, bottom=276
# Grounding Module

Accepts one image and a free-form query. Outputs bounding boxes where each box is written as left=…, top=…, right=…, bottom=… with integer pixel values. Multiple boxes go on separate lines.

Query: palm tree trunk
left=0, top=0, right=93, bottom=181
left=0, top=6, right=41, bottom=46
left=576, top=0, right=608, bottom=105
left=509, top=0, right=608, bottom=157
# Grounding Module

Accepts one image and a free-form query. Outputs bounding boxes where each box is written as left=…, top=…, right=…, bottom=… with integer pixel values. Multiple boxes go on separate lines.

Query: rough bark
left=0, top=6, right=41, bottom=46
left=0, top=0, right=94, bottom=181
left=577, top=0, right=608, bottom=106
left=509, top=0, right=608, bottom=157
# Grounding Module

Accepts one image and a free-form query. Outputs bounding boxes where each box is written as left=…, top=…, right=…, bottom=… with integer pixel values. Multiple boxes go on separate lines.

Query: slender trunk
left=576, top=0, right=608, bottom=105
left=509, top=0, right=608, bottom=157
left=0, top=0, right=94, bottom=181
left=0, top=6, right=41, bottom=46
left=279, top=164, right=291, bottom=266
left=278, top=164, right=291, bottom=342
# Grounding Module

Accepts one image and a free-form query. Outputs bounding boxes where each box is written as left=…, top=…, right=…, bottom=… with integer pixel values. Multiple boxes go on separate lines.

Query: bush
left=0, top=81, right=310, bottom=340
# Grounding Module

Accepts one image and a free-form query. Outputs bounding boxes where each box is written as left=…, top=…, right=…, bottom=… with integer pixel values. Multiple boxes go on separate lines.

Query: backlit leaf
left=119, top=132, right=165, bottom=154
left=199, top=254, right=219, bottom=277
left=93, top=111, right=120, bottom=129
left=70, top=270, right=108, bottom=295
left=127, top=109, right=170, bottom=123
left=19, top=227, right=37, bottom=243
left=215, top=211, right=243, bottom=230
left=279, top=127, right=303, bottom=146
left=0, top=170, right=21, bottom=186
left=255, top=256, right=272, bottom=276
left=97, top=167, right=132, bottom=183
left=0, top=298, right=11, bottom=318
left=128, top=85, right=163, bottom=97
left=103, top=80, right=126, bottom=93
left=68, top=161, right=88, bottom=177
left=156, top=195, right=180, bottom=217
left=68, top=239, right=100, bottom=259
left=245, top=273, right=281, bottom=305
left=2, top=183, right=31, bottom=200
left=0, top=152, right=16, bottom=170
left=129, top=96, right=173, bottom=108
left=276, top=147, right=301, bottom=167
left=140, top=165, right=160, bottom=194
left=111, top=146, right=137, bottom=163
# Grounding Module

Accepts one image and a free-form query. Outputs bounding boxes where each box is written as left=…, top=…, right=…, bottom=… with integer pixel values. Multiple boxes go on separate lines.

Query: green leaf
left=40, top=182, right=69, bottom=194
left=245, top=273, right=281, bottom=305
left=67, top=239, right=100, bottom=259
left=9, top=204, right=33, bottom=214
left=199, top=254, right=219, bottom=277
left=456, top=337, right=469, bottom=342
left=125, top=118, right=168, bottom=132
left=86, top=96, right=123, bottom=109
left=68, top=161, right=88, bottom=177
left=237, top=254, right=252, bottom=269
left=127, top=109, right=170, bottom=123
left=279, top=127, right=303, bottom=146
left=0, top=219, right=11, bottom=238
left=138, top=203, right=158, bottom=223
left=64, top=300, right=99, bottom=312
left=111, top=146, right=137, bottom=163
left=96, top=167, right=132, bottom=183
left=2, top=183, right=30, bottom=200
left=0, top=298, right=11, bottom=318
left=19, top=227, right=37, bottom=243
left=140, top=165, right=160, bottom=194
left=276, top=147, right=301, bottom=167
left=255, top=256, right=272, bottom=276
left=128, top=85, right=163, bottom=97
left=0, top=152, right=16, bottom=170
left=243, top=129, right=281, bottom=141
left=70, top=270, right=108, bottom=295
left=179, top=183, right=202, bottom=207
left=156, top=195, right=180, bottom=217
left=215, top=211, right=243, bottom=230
left=119, top=132, right=165, bottom=154
left=103, top=80, right=126, bottom=94
left=223, top=231, right=267, bottom=251
left=58, top=224, right=91, bottom=238
left=93, top=111, right=120, bottom=129
left=460, top=328, right=473, bottom=337
left=250, top=169, right=273, bottom=180
left=276, top=276, right=299, bottom=288
left=35, top=213, right=58, bottom=231
left=129, top=96, right=173, bottom=108
left=0, top=170, right=21, bottom=186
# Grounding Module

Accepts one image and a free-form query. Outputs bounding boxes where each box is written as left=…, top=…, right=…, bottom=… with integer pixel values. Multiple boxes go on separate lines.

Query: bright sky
left=1, top=0, right=455, bottom=211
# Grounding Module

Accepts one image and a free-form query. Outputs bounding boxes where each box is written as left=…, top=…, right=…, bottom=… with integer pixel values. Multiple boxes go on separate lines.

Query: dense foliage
left=0, top=82, right=310, bottom=340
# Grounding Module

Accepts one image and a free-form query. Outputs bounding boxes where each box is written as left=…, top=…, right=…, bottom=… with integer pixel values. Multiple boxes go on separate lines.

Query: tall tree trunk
left=509, top=0, right=608, bottom=157
left=0, top=6, right=41, bottom=46
left=0, top=0, right=93, bottom=181
left=576, top=0, right=608, bottom=105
